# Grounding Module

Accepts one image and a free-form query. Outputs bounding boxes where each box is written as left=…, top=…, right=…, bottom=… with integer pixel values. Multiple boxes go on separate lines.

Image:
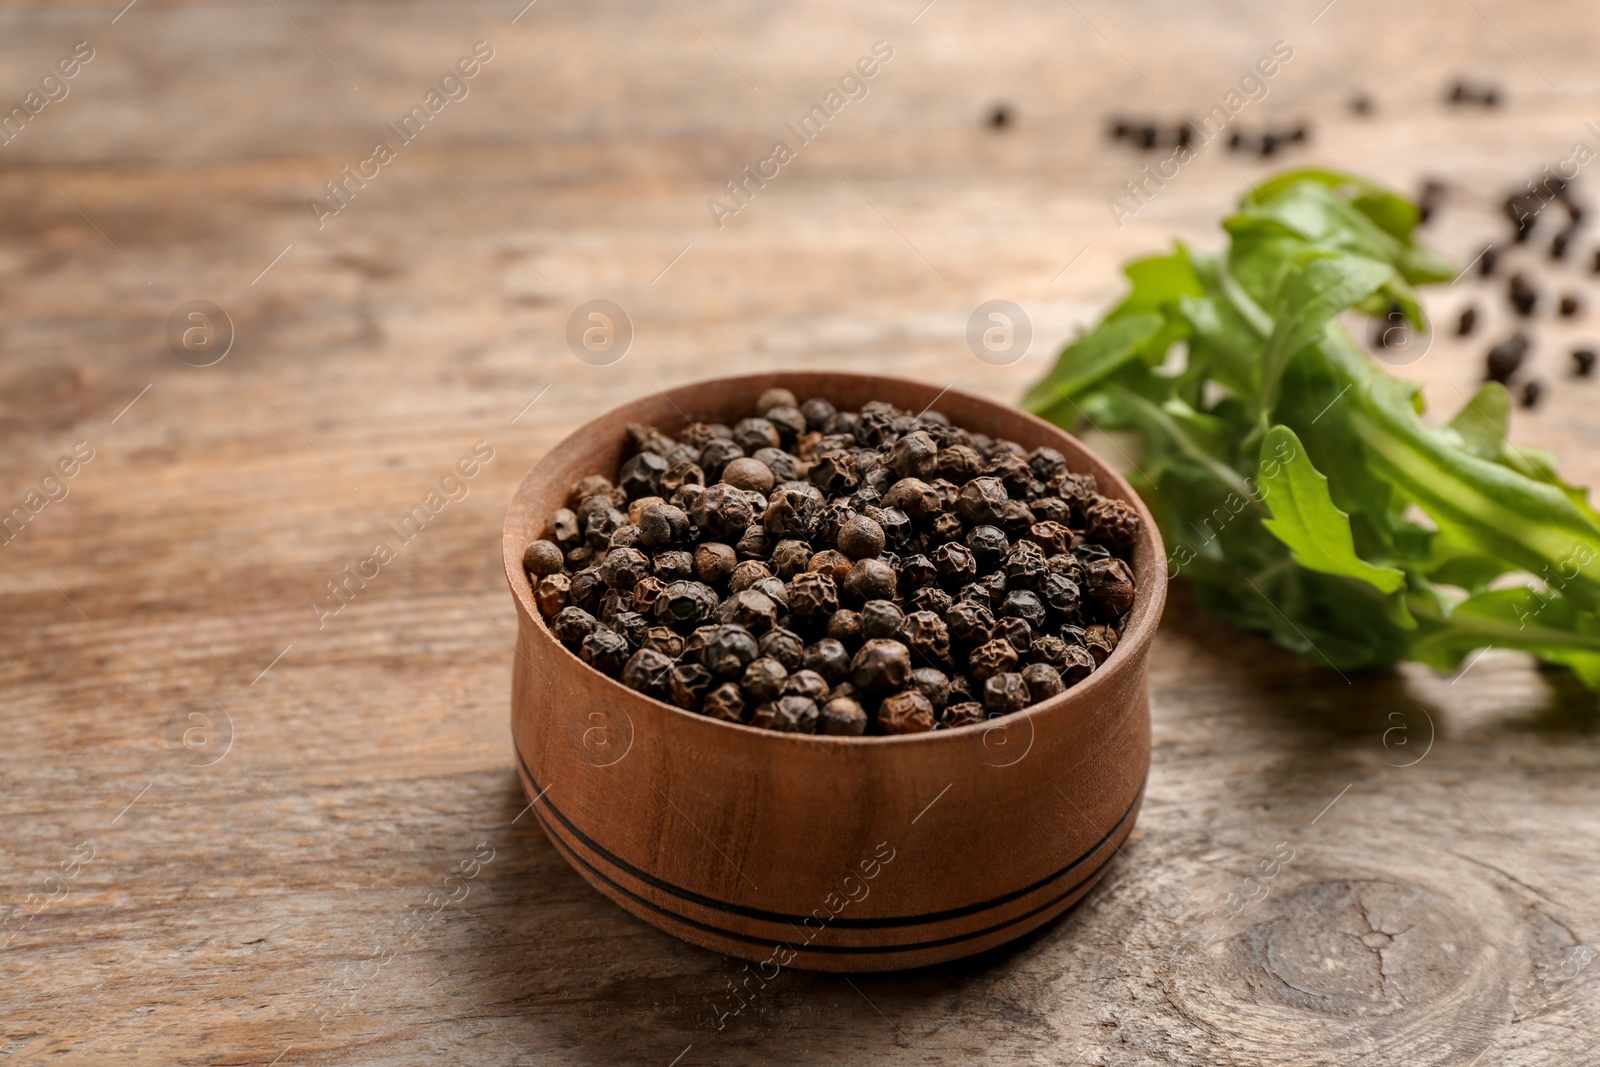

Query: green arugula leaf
left=1257, top=426, right=1406, bottom=595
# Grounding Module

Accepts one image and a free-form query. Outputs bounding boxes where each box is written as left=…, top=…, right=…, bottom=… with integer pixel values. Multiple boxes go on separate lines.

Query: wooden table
left=4, top=1, right=1598, bottom=1063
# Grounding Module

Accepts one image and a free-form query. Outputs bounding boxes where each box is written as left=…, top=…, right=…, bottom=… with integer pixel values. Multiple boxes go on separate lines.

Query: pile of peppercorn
left=521, top=389, right=1141, bottom=736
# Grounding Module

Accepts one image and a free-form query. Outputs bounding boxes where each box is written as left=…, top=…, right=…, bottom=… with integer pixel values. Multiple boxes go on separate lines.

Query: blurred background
left=5, top=1, right=1600, bottom=1064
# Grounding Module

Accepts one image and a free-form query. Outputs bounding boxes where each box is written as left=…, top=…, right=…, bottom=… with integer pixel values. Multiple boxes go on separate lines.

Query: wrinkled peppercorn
left=788, top=571, right=840, bottom=622
left=965, top=525, right=1009, bottom=572
left=880, top=690, right=935, bottom=733
left=718, top=589, right=779, bottom=632
left=621, top=647, right=675, bottom=699
left=806, top=548, right=853, bottom=583
left=909, top=666, right=950, bottom=709
left=933, top=542, right=977, bottom=588
left=860, top=599, right=905, bottom=640
left=906, top=585, right=954, bottom=617
left=770, top=539, right=813, bottom=578
left=643, top=626, right=684, bottom=659
left=945, top=600, right=995, bottom=650
left=982, top=672, right=1030, bottom=713
left=552, top=606, right=599, bottom=645
left=1084, top=623, right=1119, bottom=664
left=581, top=627, right=632, bottom=675
left=968, top=638, right=1019, bottom=680
left=1060, top=644, right=1096, bottom=683
left=1083, top=497, right=1141, bottom=556
left=852, top=638, right=912, bottom=692
left=691, top=483, right=755, bottom=541
left=702, top=624, right=759, bottom=677
left=901, top=610, right=951, bottom=661
left=652, top=550, right=694, bottom=582
left=656, top=580, right=720, bottom=630
left=535, top=573, right=571, bottom=617
left=1020, top=662, right=1063, bottom=702
left=943, top=701, right=986, bottom=727
left=694, top=542, right=737, bottom=585
left=638, top=504, right=690, bottom=548
left=742, top=657, right=789, bottom=701
left=995, top=616, right=1033, bottom=655
left=956, top=477, right=1009, bottom=525
left=803, top=640, right=853, bottom=682
left=702, top=682, right=747, bottom=722
left=1084, top=557, right=1137, bottom=618
left=668, top=663, right=716, bottom=709
left=758, top=627, right=805, bottom=670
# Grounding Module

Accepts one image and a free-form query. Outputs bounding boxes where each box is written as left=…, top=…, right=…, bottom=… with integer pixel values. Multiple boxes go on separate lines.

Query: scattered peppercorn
left=1486, top=332, right=1531, bottom=384
left=530, top=394, right=1138, bottom=732
left=1560, top=294, right=1582, bottom=318
left=1457, top=305, right=1478, bottom=337
left=1520, top=380, right=1543, bottom=409
left=1574, top=348, right=1597, bottom=377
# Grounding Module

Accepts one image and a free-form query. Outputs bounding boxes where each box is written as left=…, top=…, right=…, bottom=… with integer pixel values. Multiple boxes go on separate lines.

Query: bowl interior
left=502, top=371, right=1166, bottom=743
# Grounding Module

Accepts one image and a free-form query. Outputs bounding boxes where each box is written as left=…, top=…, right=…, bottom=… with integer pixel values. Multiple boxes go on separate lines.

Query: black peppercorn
left=769, top=539, right=813, bottom=578
left=655, top=580, right=721, bottom=631
left=802, top=640, right=853, bottom=683
left=549, top=507, right=581, bottom=546
left=983, top=453, right=1032, bottom=497
left=787, top=571, right=840, bottom=622
left=968, top=638, right=1018, bottom=680
left=1508, top=272, right=1538, bottom=316
left=1084, top=557, right=1137, bottom=619
left=784, top=668, right=831, bottom=702
left=1574, top=348, right=1597, bottom=377
left=764, top=487, right=819, bottom=539
left=729, top=559, right=773, bottom=593
left=800, top=396, right=836, bottom=430
left=956, top=476, right=1009, bottom=526
left=1026, top=447, right=1066, bottom=483
left=901, top=610, right=951, bottom=661
left=936, top=444, right=983, bottom=483
left=741, top=657, right=789, bottom=702
left=599, top=547, right=651, bottom=590
left=860, top=599, right=906, bottom=640
left=763, top=405, right=808, bottom=441
left=884, top=430, right=938, bottom=480
left=621, top=647, right=674, bottom=699
left=1084, top=623, right=1119, bottom=665
left=689, top=483, right=754, bottom=542
left=694, top=542, right=737, bottom=586
left=996, top=615, right=1033, bottom=655
left=523, top=539, right=565, bottom=576
left=905, top=585, right=954, bottom=618
left=879, top=690, right=935, bottom=734
left=819, top=697, right=867, bottom=735
left=618, top=451, right=670, bottom=499
left=608, top=611, right=649, bottom=648
left=1000, top=589, right=1047, bottom=628
left=842, top=558, right=898, bottom=605
left=851, top=638, right=912, bottom=693
left=535, top=574, right=571, bottom=618
left=701, top=624, right=759, bottom=677
left=598, top=590, right=633, bottom=622
left=1083, top=497, right=1142, bottom=557
left=568, top=474, right=616, bottom=508
left=883, top=477, right=942, bottom=523
left=700, top=682, right=747, bottom=722
left=836, top=514, right=886, bottom=560
left=826, top=609, right=863, bottom=645
left=698, top=439, right=745, bottom=481
left=651, top=550, right=694, bottom=582
left=1004, top=541, right=1049, bottom=592
left=607, top=524, right=642, bottom=551
left=735, top=524, right=773, bottom=560
left=1030, top=633, right=1069, bottom=669
left=1031, top=497, right=1070, bottom=525
left=1021, top=662, right=1063, bottom=703
left=659, top=460, right=704, bottom=497
left=965, top=524, right=1009, bottom=572
left=908, top=666, right=950, bottom=710
left=758, top=627, right=806, bottom=670
left=580, top=626, right=632, bottom=675
left=668, top=663, right=716, bottom=709
left=1060, top=643, right=1096, bottom=683
left=1027, top=521, right=1073, bottom=557
left=943, top=701, right=986, bottom=728
left=895, top=553, right=936, bottom=592
left=552, top=606, right=599, bottom=646
left=1040, top=573, right=1082, bottom=619
left=945, top=600, right=995, bottom=650
left=982, top=672, right=1030, bottom=714
left=933, top=541, right=978, bottom=588
left=717, top=589, right=779, bottom=633
left=750, top=695, right=820, bottom=733
left=643, top=626, right=685, bottom=659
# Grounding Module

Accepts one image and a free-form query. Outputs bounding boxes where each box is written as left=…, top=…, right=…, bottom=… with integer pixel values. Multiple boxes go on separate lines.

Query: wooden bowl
left=502, top=372, right=1165, bottom=972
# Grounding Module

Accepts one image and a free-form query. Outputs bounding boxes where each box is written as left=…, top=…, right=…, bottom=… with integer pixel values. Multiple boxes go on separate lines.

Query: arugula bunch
left=1026, top=168, right=1600, bottom=684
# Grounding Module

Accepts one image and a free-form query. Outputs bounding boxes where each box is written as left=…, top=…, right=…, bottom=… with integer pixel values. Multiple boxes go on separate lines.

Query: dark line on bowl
left=515, top=742, right=1142, bottom=930
left=526, top=789, right=1127, bottom=956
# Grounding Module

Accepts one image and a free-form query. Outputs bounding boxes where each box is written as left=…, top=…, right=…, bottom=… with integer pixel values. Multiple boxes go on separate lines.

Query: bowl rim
left=502, top=371, right=1166, bottom=749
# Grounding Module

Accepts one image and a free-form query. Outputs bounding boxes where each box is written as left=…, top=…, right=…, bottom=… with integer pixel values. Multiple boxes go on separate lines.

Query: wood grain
left=2, top=0, right=1599, bottom=1063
